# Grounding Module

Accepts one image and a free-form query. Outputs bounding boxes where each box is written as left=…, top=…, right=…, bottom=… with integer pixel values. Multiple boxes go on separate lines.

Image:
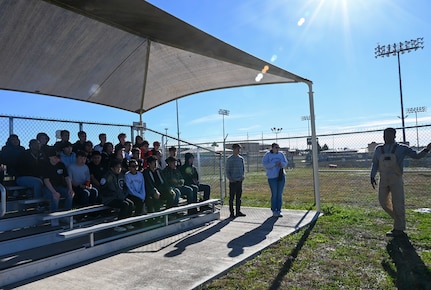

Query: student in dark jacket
left=15, top=139, right=45, bottom=198
left=180, top=153, right=211, bottom=201
left=100, top=159, right=135, bottom=231
left=143, top=156, right=176, bottom=212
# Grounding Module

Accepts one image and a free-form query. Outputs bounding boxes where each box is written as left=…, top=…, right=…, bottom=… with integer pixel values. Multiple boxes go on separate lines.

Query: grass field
left=199, top=168, right=431, bottom=289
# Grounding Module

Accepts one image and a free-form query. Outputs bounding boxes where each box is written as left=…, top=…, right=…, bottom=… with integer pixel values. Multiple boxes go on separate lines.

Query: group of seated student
left=0, top=131, right=211, bottom=230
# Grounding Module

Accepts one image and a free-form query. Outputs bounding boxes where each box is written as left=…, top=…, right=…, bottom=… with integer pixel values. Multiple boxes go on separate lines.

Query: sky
left=1, top=0, right=431, bottom=150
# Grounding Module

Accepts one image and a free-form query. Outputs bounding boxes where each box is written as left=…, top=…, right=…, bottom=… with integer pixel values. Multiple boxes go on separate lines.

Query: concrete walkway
left=15, top=206, right=319, bottom=290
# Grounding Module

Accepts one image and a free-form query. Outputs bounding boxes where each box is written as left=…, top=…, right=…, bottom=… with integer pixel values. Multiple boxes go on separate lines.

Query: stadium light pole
left=219, top=109, right=229, bottom=196
left=271, top=127, right=283, bottom=142
left=301, top=116, right=311, bottom=136
left=406, top=106, right=427, bottom=148
left=375, top=37, right=424, bottom=144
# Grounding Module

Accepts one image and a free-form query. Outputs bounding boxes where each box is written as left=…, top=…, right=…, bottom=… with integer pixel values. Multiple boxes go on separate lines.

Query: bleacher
left=0, top=180, right=221, bottom=287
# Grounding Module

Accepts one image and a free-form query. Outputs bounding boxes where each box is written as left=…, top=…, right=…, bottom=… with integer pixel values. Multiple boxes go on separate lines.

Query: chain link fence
left=1, top=115, right=430, bottom=211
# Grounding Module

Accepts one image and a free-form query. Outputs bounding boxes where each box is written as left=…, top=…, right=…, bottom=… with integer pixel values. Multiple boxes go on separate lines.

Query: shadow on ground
left=268, top=218, right=317, bottom=290
left=227, top=216, right=278, bottom=257
left=382, top=234, right=431, bottom=290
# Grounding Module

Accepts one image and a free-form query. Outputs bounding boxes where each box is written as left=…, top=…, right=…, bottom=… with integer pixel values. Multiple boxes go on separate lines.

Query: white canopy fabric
left=0, top=0, right=320, bottom=211
left=0, top=0, right=311, bottom=114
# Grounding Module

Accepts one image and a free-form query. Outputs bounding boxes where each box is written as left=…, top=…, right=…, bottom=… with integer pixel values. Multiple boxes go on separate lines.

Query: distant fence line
left=1, top=115, right=430, bottom=208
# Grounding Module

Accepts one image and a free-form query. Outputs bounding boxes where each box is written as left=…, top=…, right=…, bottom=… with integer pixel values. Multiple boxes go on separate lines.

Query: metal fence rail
left=1, top=114, right=430, bottom=210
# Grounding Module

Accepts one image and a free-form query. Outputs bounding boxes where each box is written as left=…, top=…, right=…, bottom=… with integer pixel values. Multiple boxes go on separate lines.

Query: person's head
left=47, top=148, right=61, bottom=165
left=383, top=127, right=396, bottom=144
left=153, top=141, right=160, bottom=150
left=98, top=133, right=107, bottom=143
left=109, top=159, right=122, bottom=174
left=168, top=146, right=177, bottom=156
left=127, top=159, right=139, bottom=173
left=114, top=147, right=125, bottom=160
left=185, top=153, right=194, bottom=165
left=77, top=131, right=87, bottom=142
left=117, top=133, right=127, bottom=144
left=166, top=156, right=177, bottom=169
left=60, top=130, right=70, bottom=142
left=271, top=143, right=280, bottom=153
left=6, top=134, right=20, bottom=146
left=103, top=142, right=114, bottom=154
left=91, top=150, right=102, bottom=165
left=147, top=155, right=157, bottom=170
left=155, top=150, right=163, bottom=160
left=61, top=141, right=73, bottom=155
left=232, top=143, right=241, bottom=155
left=76, top=150, right=87, bottom=165
left=142, top=140, right=150, bottom=151
left=36, top=132, right=50, bottom=145
left=124, top=141, right=132, bottom=152
left=29, top=139, right=40, bottom=152
left=84, top=141, right=93, bottom=153
left=131, top=148, right=141, bottom=159
left=135, top=135, right=143, bottom=145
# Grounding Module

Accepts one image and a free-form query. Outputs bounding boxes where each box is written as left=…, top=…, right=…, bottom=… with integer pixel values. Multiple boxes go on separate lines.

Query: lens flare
left=255, top=73, right=263, bottom=82
left=297, top=17, right=305, bottom=26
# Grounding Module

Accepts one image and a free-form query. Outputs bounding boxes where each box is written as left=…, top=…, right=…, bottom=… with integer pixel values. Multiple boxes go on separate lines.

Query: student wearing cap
left=163, top=156, right=195, bottom=210
left=226, top=143, right=246, bottom=218
left=180, top=153, right=211, bottom=202
left=42, top=148, right=75, bottom=226
left=100, top=159, right=135, bottom=232
left=143, top=155, right=177, bottom=212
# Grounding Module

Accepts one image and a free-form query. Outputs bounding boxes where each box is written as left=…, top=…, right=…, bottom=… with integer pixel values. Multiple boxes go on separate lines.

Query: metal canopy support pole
left=306, top=81, right=320, bottom=212
left=137, top=39, right=151, bottom=137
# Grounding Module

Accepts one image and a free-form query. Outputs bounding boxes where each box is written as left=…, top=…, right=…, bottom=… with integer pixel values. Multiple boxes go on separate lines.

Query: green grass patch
left=201, top=167, right=431, bottom=289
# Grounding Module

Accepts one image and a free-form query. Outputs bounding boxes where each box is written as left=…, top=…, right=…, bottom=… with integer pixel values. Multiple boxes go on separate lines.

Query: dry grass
left=200, top=169, right=431, bottom=289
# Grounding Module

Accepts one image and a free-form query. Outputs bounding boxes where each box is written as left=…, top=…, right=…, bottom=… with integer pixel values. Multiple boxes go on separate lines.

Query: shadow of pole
left=164, top=219, right=231, bottom=257
left=227, top=216, right=278, bottom=257
left=269, top=218, right=317, bottom=290
left=382, top=235, right=431, bottom=290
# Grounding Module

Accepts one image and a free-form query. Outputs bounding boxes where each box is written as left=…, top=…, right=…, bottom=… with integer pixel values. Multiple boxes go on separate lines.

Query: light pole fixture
left=218, top=109, right=229, bottom=196
left=271, top=127, right=283, bottom=142
left=375, top=37, right=424, bottom=144
left=406, top=106, right=427, bottom=148
left=301, top=115, right=311, bottom=136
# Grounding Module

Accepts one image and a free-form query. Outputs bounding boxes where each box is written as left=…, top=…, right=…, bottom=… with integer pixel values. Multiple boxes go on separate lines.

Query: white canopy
left=0, top=0, right=311, bottom=114
left=0, top=0, right=320, bottom=211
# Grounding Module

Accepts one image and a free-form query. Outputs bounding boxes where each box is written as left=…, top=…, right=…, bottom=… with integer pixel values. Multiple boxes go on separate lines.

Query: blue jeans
left=43, top=186, right=73, bottom=212
left=16, top=176, right=43, bottom=198
left=268, top=176, right=285, bottom=213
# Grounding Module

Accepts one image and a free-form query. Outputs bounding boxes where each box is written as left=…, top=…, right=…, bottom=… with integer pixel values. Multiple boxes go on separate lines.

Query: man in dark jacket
left=100, top=159, right=135, bottom=231
left=180, top=153, right=211, bottom=201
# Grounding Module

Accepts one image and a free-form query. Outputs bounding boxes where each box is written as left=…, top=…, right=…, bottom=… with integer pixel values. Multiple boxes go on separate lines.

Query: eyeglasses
left=274, top=147, right=280, bottom=149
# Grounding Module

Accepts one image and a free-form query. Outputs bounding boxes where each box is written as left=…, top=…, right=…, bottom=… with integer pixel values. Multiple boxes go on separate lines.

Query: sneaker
left=229, top=213, right=235, bottom=219
left=386, top=229, right=405, bottom=237
left=126, top=225, right=135, bottom=230
left=114, top=226, right=127, bottom=232
left=236, top=212, right=246, bottom=217
left=278, top=212, right=283, bottom=217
